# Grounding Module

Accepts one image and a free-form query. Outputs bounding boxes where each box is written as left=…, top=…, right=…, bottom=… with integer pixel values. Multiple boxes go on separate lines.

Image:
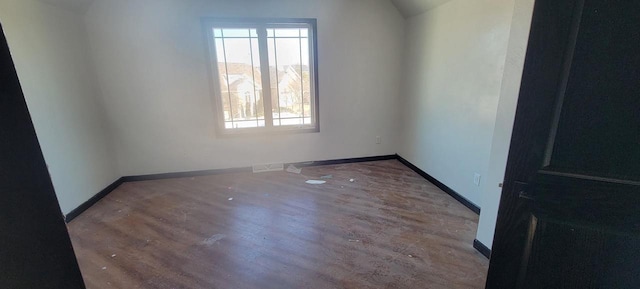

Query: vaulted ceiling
left=390, top=0, right=452, bottom=18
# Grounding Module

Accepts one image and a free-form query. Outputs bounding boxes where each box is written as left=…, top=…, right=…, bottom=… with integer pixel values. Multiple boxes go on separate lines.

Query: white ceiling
left=37, top=0, right=96, bottom=13
left=35, top=0, right=449, bottom=19
left=390, top=0, right=452, bottom=18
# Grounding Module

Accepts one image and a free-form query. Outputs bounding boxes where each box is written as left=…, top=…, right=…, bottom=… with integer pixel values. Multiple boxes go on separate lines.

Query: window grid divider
left=256, top=26, right=274, bottom=128
left=247, top=30, right=260, bottom=127
left=272, top=30, right=283, bottom=126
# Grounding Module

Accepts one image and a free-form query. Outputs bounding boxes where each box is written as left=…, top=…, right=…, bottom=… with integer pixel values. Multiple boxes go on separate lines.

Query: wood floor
left=68, top=160, right=488, bottom=289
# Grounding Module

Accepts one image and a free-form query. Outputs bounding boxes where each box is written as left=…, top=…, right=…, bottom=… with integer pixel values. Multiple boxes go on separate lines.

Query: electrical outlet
left=474, top=173, right=481, bottom=186
left=376, top=136, right=381, bottom=144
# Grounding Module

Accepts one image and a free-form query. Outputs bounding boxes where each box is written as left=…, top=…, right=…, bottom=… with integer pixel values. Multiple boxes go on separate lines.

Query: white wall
left=83, top=0, right=405, bottom=176
left=476, top=0, right=534, bottom=248
left=0, top=0, right=533, bottom=243
left=399, top=0, right=515, bottom=206
left=0, top=0, right=118, bottom=214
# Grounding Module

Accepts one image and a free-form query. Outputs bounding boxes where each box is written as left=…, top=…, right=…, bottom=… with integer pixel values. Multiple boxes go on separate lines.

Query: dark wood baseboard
left=67, top=154, right=490, bottom=261
left=69, top=160, right=487, bottom=287
left=66, top=154, right=482, bottom=224
left=395, top=155, right=487, bottom=257
left=65, top=155, right=398, bottom=221
left=122, top=166, right=252, bottom=182
left=396, top=155, right=481, bottom=215
left=122, top=155, right=397, bottom=182
left=65, top=177, right=124, bottom=223
left=473, top=239, right=491, bottom=259
left=292, top=154, right=397, bottom=167
left=67, top=154, right=490, bottom=259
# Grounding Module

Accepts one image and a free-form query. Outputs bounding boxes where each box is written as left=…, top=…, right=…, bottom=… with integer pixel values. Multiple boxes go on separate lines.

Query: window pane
left=301, top=38, right=310, bottom=67
left=269, top=32, right=310, bottom=127
left=215, top=39, right=232, bottom=122
left=273, top=28, right=300, bottom=37
left=221, top=28, right=250, bottom=38
left=225, top=120, right=265, bottom=129
left=213, top=29, right=264, bottom=128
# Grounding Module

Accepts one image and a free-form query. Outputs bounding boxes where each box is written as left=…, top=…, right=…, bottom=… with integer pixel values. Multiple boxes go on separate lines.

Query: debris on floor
left=101, top=267, right=107, bottom=270
left=320, top=174, right=333, bottom=179
left=349, top=178, right=355, bottom=182
left=348, top=239, right=361, bottom=243
left=202, top=234, right=226, bottom=246
left=111, top=254, right=116, bottom=258
left=306, top=180, right=326, bottom=185
left=408, top=255, right=413, bottom=258
left=286, top=164, right=302, bottom=174
left=228, top=197, right=233, bottom=201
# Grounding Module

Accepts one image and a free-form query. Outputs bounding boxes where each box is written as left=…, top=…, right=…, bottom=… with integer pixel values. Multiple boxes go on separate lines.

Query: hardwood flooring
left=68, top=160, right=488, bottom=289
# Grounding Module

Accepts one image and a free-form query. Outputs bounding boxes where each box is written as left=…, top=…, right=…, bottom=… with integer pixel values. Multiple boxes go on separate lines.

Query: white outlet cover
left=474, top=174, right=481, bottom=186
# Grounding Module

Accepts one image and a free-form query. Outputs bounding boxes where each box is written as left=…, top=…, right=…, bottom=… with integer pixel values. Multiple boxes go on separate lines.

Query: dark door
left=487, top=0, right=640, bottom=288
left=0, top=24, right=86, bottom=288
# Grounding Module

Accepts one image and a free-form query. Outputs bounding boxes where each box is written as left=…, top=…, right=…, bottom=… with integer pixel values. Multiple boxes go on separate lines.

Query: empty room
left=1, top=0, right=638, bottom=288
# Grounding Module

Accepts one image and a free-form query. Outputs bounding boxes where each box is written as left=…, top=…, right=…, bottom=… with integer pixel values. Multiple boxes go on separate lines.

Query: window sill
left=216, top=125, right=319, bottom=138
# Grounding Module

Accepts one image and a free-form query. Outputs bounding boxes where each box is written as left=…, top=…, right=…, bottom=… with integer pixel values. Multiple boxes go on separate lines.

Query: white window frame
left=203, top=18, right=320, bottom=135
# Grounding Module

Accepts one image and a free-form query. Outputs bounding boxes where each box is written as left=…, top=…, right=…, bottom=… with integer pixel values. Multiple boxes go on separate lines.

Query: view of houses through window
left=209, top=21, right=316, bottom=132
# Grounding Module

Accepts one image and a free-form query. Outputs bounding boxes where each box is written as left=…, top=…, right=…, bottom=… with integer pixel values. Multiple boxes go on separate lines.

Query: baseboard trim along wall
left=65, top=177, right=124, bottom=223
left=122, top=166, right=252, bottom=182
left=473, top=239, right=492, bottom=259
left=64, top=155, right=397, bottom=222
left=66, top=154, right=488, bottom=258
left=395, top=155, right=481, bottom=215
left=292, top=155, right=397, bottom=168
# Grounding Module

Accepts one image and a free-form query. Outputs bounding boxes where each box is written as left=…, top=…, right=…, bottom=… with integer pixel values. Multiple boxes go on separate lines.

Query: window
left=204, top=18, right=319, bottom=134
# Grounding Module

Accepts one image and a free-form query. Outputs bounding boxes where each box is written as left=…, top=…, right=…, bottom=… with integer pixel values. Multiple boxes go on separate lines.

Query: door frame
left=0, top=22, right=86, bottom=288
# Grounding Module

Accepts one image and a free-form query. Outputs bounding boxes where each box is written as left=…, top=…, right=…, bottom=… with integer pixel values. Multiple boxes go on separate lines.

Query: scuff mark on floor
left=201, top=234, right=226, bottom=246
left=286, top=164, right=302, bottom=174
